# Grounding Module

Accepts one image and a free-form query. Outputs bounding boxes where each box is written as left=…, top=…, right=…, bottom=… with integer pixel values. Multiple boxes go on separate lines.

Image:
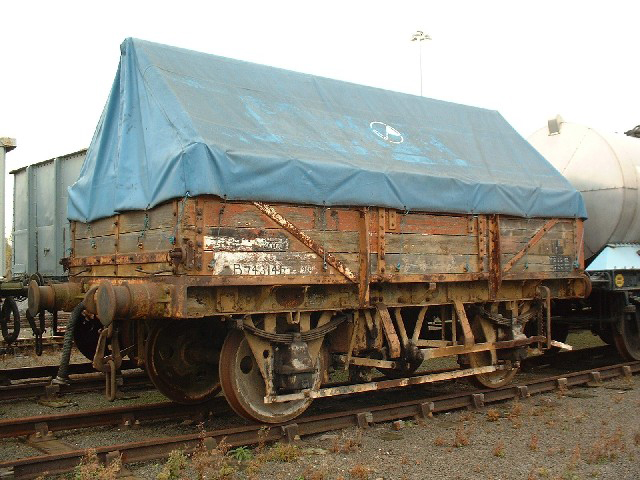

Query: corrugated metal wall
left=12, top=150, right=86, bottom=279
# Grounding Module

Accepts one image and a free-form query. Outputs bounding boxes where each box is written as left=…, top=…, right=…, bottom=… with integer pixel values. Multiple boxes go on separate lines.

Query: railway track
left=0, top=362, right=149, bottom=402
left=0, top=344, right=617, bottom=402
left=0, top=357, right=637, bottom=479
left=0, top=336, right=65, bottom=355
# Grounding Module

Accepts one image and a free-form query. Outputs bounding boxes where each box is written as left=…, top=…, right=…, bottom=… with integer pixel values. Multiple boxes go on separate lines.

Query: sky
left=1, top=0, right=639, bottom=236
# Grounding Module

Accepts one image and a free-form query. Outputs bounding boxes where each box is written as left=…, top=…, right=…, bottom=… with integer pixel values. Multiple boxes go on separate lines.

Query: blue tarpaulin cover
left=68, top=38, right=587, bottom=222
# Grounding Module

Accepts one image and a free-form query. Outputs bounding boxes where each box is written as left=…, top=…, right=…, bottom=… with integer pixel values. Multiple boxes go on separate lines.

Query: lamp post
left=0, top=138, right=16, bottom=278
left=411, top=30, right=432, bottom=96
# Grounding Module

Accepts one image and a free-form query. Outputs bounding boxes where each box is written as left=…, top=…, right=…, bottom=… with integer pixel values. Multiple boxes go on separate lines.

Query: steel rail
left=0, top=360, right=137, bottom=382
left=0, top=399, right=227, bottom=439
left=1, top=361, right=637, bottom=480
left=0, top=370, right=149, bottom=402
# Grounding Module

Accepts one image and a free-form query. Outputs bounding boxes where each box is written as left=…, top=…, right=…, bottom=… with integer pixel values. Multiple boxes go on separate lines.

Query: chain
left=137, top=213, right=149, bottom=248
left=87, top=223, right=96, bottom=249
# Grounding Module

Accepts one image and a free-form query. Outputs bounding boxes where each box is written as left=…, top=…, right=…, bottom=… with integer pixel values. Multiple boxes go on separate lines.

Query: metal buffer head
left=28, top=280, right=83, bottom=316
left=89, top=281, right=170, bottom=326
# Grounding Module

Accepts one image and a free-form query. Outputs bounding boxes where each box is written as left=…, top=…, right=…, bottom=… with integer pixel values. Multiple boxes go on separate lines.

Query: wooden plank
left=202, top=227, right=359, bottom=253
left=119, top=230, right=174, bottom=253
left=203, top=201, right=316, bottom=230
left=74, top=217, right=117, bottom=239
left=398, top=213, right=469, bottom=235
left=74, top=236, right=117, bottom=256
left=118, top=201, right=177, bottom=233
left=385, top=233, right=478, bottom=255
left=375, top=253, right=480, bottom=274
left=204, top=251, right=361, bottom=278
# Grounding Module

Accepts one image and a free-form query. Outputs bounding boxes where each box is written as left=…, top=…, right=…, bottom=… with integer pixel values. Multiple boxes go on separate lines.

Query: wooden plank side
left=202, top=227, right=359, bottom=254
left=373, top=253, right=480, bottom=274
left=202, top=201, right=315, bottom=230
left=398, top=213, right=469, bottom=235
left=74, top=217, right=117, bottom=239
left=202, top=251, right=361, bottom=277
left=75, top=236, right=117, bottom=256
left=119, top=230, right=175, bottom=253
left=501, top=231, right=575, bottom=254
left=118, top=201, right=177, bottom=233
left=385, top=233, right=478, bottom=255
left=500, top=253, right=576, bottom=273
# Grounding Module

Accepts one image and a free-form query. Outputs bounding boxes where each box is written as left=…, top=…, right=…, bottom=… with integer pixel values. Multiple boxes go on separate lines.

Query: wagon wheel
left=219, top=330, right=325, bottom=423
left=468, top=314, right=518, bottom=388
left=146, top=319, right=221, bottom=404
left=613, top=310, right=640, bottom=361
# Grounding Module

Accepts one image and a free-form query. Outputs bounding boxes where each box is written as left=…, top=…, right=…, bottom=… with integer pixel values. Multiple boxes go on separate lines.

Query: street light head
left=411, top=31, right=432, bottom=42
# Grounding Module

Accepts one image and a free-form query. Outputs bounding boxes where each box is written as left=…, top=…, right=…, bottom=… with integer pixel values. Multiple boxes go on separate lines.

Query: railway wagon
left=28, top=39, right=589, bottom=423
left=529, top=117, right=640, bottom=360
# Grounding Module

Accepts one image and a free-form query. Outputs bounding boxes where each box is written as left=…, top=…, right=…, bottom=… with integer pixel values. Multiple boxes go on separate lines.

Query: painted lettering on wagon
left=204, top=235, right=289, bottom=252
left=209, top=252, right=319, bottom=276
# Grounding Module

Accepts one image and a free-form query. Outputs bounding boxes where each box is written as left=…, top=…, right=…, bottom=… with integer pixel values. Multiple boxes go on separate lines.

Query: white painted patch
left=204, top=235, right=289, bottom=252
left=209, top=252, right=319, bottom=276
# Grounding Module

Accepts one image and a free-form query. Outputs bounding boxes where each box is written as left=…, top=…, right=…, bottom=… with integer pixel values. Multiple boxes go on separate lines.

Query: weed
left=493, top=441, right=505, bottom=457
left=157, top=450, right=187, bottom=480
left=561, top=470, right=581, bottom=480
left=587, top=428, right=625, bottom=464
left=634, top=432, right=640, bottom=447
left=264, top=442, right=301, bottom=462
left=434, top=436, right=446, bottom=446
left=349, top=464, right=371, bottom=480
left=486, top=409, right=501, bottom=422
left=331, top=429, right=362, bottom=453
left=568, top=445, right=581, bottom=470
left=536, top=466, right=550, bottom=478
left=301, top=466, right=327, bottom=480
left=190, top=436, right=235, bottom=480
left=73, top=449, right=121, bottom=480
left=509, top=402, right=522, bottom=418
left=229, top=446, right=253, bottom=461
left=529, top=433, right=539, bottom=451
left=453, top=425, right=470, bottom=447
left=459, top=412, right=473, bottom=422
left=256, top=426, right=270, bottom=454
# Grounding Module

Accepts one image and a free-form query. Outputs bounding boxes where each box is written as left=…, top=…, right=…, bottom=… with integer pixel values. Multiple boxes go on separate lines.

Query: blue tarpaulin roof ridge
left=67, top=38, right=586, bottom=222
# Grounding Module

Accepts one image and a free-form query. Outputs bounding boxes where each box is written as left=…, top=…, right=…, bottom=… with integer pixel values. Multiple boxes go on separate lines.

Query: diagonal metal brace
left=253, top=202, right=357, bottom=283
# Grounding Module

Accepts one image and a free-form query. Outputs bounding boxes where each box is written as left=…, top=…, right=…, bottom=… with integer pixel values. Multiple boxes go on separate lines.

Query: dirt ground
left=124, top=374, right=639, bottom=480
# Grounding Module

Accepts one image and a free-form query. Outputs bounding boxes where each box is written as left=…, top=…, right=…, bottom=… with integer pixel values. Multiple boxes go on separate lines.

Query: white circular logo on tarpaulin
left=370, top=121, right=404, bottom=144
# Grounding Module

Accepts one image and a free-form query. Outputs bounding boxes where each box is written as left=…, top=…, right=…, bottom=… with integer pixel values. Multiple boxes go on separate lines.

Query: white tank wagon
left=528, top=117, right=640, bottom=360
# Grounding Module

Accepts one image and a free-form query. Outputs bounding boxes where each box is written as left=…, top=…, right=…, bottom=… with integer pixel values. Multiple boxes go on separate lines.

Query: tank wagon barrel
left=28, top=39, right=590, bottom=423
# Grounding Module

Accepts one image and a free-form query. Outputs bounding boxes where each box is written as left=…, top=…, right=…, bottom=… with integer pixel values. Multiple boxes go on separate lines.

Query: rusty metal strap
left=253, top=202, right=358, bottom=283
left=503, top=219, right=559, bottom=274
